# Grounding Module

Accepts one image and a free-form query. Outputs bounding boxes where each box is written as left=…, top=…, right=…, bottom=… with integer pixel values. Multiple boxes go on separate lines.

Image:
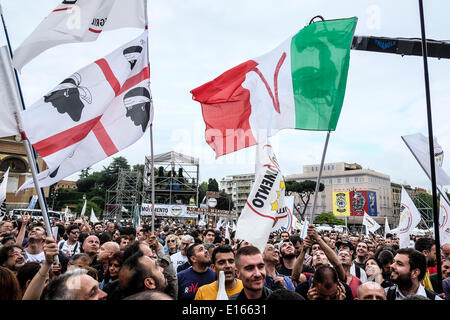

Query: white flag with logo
left=17, top=31, right=152, bottom=192
left=440, top=193, right=450, bottom=245
left=398, top=187, right=422, bottom=248
left=363, top=212, right=381, bottom=234
left=12, top=0, right=146, bottom=71
left=80, top=199, right=87, bottom=218
left=402, top=133, right=450, bottom=186
left=90, top=207, right=99, bottom=223
left=0, top=167, right=10, bottom=204
left=384, top=216, right=390, bottom=236
left=235, top=143, right=286, bottom=252
left=271, top=195, right=294, bottom=234
left=0, top=46, right=21, bottom=138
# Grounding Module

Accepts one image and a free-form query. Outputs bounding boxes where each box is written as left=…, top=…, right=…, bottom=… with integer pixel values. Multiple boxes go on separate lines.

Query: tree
left=216, top=192, right=234, bottom=211
left=79, top=167, right=91, bottom=179
left=198, top=182, right=208, bottom=205
left=314, top=212, right=345, bottom=225
left=286, top=180, right=325, bottom=221
left=207, top=178, right=219, bottom=192
left=132, top=164, right=145, bottom=177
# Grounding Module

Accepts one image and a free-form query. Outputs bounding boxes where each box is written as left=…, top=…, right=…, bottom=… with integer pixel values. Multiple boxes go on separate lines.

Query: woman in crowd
left=164, top=234, right=180, bottom=256
left=100, top=251, right=123, bottom=291
left=365, top=257, right=394, bottom=288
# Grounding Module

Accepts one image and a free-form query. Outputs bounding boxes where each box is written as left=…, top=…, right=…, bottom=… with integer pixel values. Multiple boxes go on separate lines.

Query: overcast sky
left=2, top=0, right=450, bottom=191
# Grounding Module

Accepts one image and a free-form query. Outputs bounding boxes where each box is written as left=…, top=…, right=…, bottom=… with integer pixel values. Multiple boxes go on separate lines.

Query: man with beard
left=229, top=246, right=272, bottom=300
left=118, top=251, right=167, bottom=299
left=277, top=239, right=314, bottom=277
left=386, top=248, right=441, bottom=300
left=177, top=243, right=215, bottom=300
left=195, top=245, right=243, bottom=300
left=263, top=243, right=295, bottom=291
left=414, top=237, right=437, bottom=291
left=0, top=244, right=25, bottom=273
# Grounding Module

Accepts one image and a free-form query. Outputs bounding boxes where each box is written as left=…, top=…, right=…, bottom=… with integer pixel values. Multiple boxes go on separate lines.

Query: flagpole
left=1, top=3, right=55, bottom=242
left=418, top=0, right=442, bottom=293
left=309, top=131, right=331, bottom=224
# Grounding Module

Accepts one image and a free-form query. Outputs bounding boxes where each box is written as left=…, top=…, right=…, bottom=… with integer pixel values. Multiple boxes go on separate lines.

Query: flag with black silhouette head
left=17, top=30, right=152, bottom=193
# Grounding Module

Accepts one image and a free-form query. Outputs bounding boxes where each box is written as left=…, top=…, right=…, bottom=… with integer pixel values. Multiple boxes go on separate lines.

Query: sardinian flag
left=235, top=143, right=287, bottom=252
left=17, top=30, right=152, bottom=192
left=13, top=0, right=146, bottom=71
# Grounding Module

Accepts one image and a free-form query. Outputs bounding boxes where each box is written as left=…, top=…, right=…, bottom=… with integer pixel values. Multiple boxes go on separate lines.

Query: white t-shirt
left=170, top=251, right=188, bottom=273
left=58, top=240, right=81, bottom=256
left=24, top=251, right=45, bottom=264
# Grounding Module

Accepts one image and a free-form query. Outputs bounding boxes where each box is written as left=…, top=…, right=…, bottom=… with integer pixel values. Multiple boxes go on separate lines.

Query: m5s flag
left=191, top=18, right=357, bottom=157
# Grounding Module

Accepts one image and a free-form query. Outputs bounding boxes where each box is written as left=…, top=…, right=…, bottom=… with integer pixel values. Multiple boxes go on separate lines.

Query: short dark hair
left=186, top=243, right=203, bottom=264
left=16, top=262, right=41, bottom=291
left=235, top=246, right=261, bottom=269
left=313, top=265, right=339, bottom=288
left=267, top=288, right=305, bottom=301
left=66, top=224, right=80, bottom=235
left=211, top=245, right=234, bottom=265
left=396, top=248, right=427, bottom=281
left=377, top=249, right=394, bottom=265
left=121, top=251, right=150, bottom=297
left=414, top=237, right=435, bottom=253
left=290, top=235, right=302, bottom=245
left=205, top=229, right=215, bottom=235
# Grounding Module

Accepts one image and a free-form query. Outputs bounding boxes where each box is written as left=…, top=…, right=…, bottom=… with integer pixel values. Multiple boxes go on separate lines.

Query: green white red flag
left=191, top=17, right=357, bottom=158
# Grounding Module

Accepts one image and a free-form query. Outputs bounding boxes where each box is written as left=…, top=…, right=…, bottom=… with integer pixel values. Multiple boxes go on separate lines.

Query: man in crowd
left=304, top=265, right=352, bottom=300
left=170, top=234, right=194, bottom=273
left=177, top=243, right=215, bottom=300
left=338, top=249, right=362, bottom=298
left=353, top=241, right=369, bottom=270
left=195, top=245, right=243, bottom=299
left=279, top=231, right=290, bottom=241
left=58, top=224, right=81, bottom=257
left=82, top=235, right=103, bottom=281
left=356, top=281, right=386, bottom=300
left=442, top=243, right=450, bottom=259
left=24, top=225, right=46, bottom=264
left=230, top=246, right=272, bottom=300
left=336, top=239, right=367, bottom=283
left=118, top=251, right=167, bottom=299
left=263, top=243, right=295, bottom=291
left=386, top=248, right=441, bottom=300
left=203, top=229, right=216, bottom=244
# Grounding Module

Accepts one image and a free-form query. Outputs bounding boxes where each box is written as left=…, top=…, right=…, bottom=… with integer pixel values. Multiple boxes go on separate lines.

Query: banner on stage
left=140, top=203, right=198, bottom=218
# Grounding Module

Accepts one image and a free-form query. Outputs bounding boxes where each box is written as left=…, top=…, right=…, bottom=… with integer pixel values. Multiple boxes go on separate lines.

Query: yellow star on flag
left=271, top=200, right=278, bottom=212
left=276, top=190, right=280, bottom=199
left=280, top=180, right=285, bottom=190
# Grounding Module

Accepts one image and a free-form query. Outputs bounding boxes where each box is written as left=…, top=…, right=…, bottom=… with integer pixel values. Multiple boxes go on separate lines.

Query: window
left=337, top=178, right=341, bottom=184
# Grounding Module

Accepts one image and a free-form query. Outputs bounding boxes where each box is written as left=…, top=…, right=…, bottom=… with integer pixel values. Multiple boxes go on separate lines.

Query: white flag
left=402, top=133, right=450, bottom=186
left=12, top=0, right=146, bottom=71
left=80, top=199, right=87, bottom=218
left=0, top=46, right=21, bottom=138
left=224, top=222, right=231, bottom=241
left=363, top=212, right=381, bottom=234
left=398, top=187, right=422, bottom=248
left=271, top=195, right=294, bottom=233
left=231, top=221, right=236, bottom=232
left=439, top=193, right=450, bottom=245
left=90, top=207, right=99, bottom=223
left=235, top=143, right=286, bottom=252
left=17, top=31, right=152, bottom=192
left=64, top=206, right=69, bottom=221
left=384, top=216, right=390, bottom=236
left=0, top=167, right=10, bottom=204
left=215, top=218, right=224, bottom=231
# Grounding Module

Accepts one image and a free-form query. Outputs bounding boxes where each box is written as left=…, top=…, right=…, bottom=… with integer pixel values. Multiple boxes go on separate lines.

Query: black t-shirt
left=277, top=263, right=315, bottom=277
left=295, top=279, right=354, bottom=301
left=353, top=260, right=366, bottom=271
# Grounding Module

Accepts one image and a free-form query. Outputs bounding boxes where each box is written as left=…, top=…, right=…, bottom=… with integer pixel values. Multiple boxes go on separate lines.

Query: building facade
left=55, top=180, right=77, bottom=190
left=0, top=136, right=49, bottom=211
left=219, top=173, right=255, bottom=213
left=285, top=162, right=394, bottom=228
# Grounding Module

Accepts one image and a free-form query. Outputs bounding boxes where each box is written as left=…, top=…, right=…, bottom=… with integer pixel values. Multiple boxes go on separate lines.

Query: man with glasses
left=58, top=225, right=81, bottom=257
left=170, top=234, right=194, bottom=273
left=0, top=244, right=25, bottom=273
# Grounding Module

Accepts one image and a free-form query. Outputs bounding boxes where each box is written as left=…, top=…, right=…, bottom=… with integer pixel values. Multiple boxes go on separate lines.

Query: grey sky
left=1, top=0, right=450, bottom=191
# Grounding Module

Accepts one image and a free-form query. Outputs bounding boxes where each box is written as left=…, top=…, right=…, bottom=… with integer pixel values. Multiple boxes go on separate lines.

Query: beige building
left=219, top=173, right=255, bottom=213
left=0, top=136, right=49, bottom=211
left=285, top=162, right=393, bottom=228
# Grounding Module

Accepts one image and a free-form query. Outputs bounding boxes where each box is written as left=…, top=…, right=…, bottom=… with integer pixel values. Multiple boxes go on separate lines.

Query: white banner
left=235, top=143, right=286, bottom=252
left=272, top=195, right=295, bottom=234
left=398, top=187, right=422, bottom=248
left=363, top=212, right=381, bottom=234
left=140, top=203, right=198, bottom=218
left=0, top=167, right=10, bottom=204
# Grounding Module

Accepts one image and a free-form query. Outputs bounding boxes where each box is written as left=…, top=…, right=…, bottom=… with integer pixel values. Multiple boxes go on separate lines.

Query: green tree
left=314, top=212, right=345, bottom=225
left=216, top=192, right=234, bottom=211
left=198, top=181, right=208, bottom=205
left=286, top=180, right=325, bottom=221
left=207, top=178, right=219, bottom=192
left=74, top=200, right=101, bottom=218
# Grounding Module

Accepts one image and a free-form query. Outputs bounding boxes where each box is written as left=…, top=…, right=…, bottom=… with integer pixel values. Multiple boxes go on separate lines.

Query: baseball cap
left=335, top=240, right=354, bottom=252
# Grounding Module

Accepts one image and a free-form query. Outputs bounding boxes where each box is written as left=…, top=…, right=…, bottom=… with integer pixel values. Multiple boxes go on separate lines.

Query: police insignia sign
left=333, top=191, right=350, bottom=216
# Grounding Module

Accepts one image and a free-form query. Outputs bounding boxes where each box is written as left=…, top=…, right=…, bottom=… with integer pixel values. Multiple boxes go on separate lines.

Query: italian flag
left=191, top=17, right=357, bottom=158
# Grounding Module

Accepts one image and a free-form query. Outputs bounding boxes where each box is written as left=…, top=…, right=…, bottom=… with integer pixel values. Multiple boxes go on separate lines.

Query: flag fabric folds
left=362, top=212, right=381, bottom=235
left=12, top=0, right=146, bottom=71
left=401, top=133, right=450, bottom=186
left=235, top=143, right=287, bottom=252
left=90, top=208, right=99, bottom=223
left=398, top=187, right=422, bottom=248
left=272, top=195, right=294, bottom=234
left=191, top=17, right=357, bottom=157
left=384, top=216, right=390, bottom=236
left=440, top=194, right=450, bottom=245
left=80, top=199, right=87, bottom=218
left=0, top=46, right=21, bottom=138
left=17, top=30, right=152, bottom=192
left=0, top=168, right=10, bottom=209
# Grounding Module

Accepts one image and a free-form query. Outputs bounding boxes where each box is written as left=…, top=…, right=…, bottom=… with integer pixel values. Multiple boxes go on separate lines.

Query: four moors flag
left=12, top=0, right=146, bottom=71
left=235, top=144, right=288, bottom=251
left=17, top=30, right=152, bottom=192
left=191, top=17, right=357, bottom=158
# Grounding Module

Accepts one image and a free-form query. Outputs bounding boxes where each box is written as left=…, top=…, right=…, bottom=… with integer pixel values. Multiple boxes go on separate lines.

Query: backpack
left=386, top=285, right=438, bottom=300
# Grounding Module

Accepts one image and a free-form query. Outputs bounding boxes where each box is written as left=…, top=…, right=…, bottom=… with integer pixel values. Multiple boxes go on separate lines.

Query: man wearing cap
left=336, top=239, right=367, bottom=283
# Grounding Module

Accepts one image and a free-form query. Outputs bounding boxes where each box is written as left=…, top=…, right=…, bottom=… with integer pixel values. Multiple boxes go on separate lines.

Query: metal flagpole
left=418, top=0, right=442, bottom=293
left=309, top=131, right=331, bottom=224
left=0, top=3, right=56, bottom=243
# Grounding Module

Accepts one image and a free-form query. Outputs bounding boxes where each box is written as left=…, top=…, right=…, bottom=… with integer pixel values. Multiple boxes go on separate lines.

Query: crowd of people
left=0, top=214, right=449, bottom=301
